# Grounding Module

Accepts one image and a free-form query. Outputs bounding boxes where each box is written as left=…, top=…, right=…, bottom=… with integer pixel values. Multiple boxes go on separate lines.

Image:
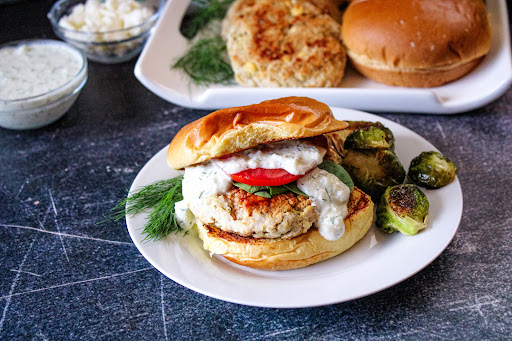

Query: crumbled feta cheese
left=59, top=0, right=154, bottom=41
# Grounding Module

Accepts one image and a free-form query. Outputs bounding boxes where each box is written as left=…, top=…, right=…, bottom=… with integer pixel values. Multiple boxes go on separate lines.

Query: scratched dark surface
left=1, top=1, right=512, bottom=340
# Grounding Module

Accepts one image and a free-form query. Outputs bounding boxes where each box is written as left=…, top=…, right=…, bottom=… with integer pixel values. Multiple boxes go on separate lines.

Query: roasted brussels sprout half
left=344, top=126, right=392, bottom=150
left=376, top=184, right=429, bottom=236
left=408, top=151, right=458, bottom=189
left=341, top=149, right=406, bottom=199
left=324, top=121, right=395, bottom=158
left=323, top=120, right=402, bottom=199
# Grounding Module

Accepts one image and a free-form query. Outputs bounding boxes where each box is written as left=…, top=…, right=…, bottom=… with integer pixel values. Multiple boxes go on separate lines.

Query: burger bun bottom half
left=349, top=55, right=486, bottom=88
left=196, top=187, right=374, bottom=271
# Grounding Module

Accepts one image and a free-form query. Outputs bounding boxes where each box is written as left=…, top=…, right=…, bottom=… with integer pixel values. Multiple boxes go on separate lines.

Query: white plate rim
left=134, top=0, right=512, bottom=114
left=126, top=108, right=463, bottom=308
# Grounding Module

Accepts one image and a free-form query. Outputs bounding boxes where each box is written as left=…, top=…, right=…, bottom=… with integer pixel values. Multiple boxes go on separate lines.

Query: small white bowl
left=48, top=0, right=164, bottom=64
left=0, top=39, right=87, bottom=130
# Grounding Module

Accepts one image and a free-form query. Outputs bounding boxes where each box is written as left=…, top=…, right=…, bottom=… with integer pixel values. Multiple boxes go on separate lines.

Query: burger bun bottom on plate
left=196, top=187, right=374, bottom=271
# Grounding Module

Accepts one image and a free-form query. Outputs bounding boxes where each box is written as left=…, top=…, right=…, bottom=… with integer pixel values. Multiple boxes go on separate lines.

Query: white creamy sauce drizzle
left=174, top=200, right=196, bottom=232
left=175, top=140, right=349, bottom=241
left=175, top=161, right=232, bottom=226
left=297, top=168, right=350, bottom=241
left=0, top=44, right=82, bottom=101
left=212, top=139, right=326, bottom=175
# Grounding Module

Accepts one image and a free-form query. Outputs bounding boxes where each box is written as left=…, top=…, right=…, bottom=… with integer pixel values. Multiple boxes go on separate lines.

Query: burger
left=168, top=97, right=374, bottom=271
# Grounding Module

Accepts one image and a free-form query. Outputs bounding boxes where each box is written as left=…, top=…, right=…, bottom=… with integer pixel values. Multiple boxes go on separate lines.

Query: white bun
left=341, top=0, right=492, bottom=87
left=196, top=187, right=374, bottom=271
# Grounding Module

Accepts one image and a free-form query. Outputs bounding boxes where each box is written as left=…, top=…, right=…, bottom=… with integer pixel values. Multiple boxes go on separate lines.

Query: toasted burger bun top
left=341, top=0, right=492, bottom=70
left=167, top=97, right=348, bottom=169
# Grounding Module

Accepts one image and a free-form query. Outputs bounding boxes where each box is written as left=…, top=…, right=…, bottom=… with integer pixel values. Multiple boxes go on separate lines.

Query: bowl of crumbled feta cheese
left=48, top=0, right=164, bottom=64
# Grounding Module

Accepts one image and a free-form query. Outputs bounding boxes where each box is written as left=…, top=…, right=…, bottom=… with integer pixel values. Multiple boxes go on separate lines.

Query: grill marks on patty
left=226, top=187, right=311, bottom=218
left=196, top=187, right=319, bottom=239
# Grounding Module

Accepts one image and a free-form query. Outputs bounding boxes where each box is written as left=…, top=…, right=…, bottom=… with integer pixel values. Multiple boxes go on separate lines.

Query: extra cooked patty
left=222, top=0, right=346, bottom=87
left=192, top=187, right=318, bottom=239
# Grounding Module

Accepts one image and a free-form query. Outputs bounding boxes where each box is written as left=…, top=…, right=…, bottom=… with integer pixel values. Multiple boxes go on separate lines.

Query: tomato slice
left=230, top=168, right=304, bottom=186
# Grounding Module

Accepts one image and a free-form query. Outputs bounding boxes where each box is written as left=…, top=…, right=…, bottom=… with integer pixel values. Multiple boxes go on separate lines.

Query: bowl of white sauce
left=0, top=39, right=87, bottom=130
left=48, top=0, right=164, bottom=64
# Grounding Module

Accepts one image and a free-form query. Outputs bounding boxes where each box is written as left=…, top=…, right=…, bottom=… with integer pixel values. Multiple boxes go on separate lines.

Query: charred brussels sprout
left=376, top=184, right=429, bottom=236
left=344, top=126, right=392, bottom=150
left=341, top=149, right=406, bottom=199
left=408, top=151, right=458, bottom=189
left=324, top=121, right=395, bottom=158
left=324, top=120, right=402, bottom=200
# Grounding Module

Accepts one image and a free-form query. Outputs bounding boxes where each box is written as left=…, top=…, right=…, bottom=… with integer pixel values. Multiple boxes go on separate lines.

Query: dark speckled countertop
left=1, top=1, right=511, bottom=340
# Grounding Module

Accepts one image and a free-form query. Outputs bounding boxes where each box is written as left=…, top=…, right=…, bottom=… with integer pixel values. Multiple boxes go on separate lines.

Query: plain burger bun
left=196, top=187, right=374, bottom=271
left=341, top=0, right=492, bottom=87
left=167, top=97, right=348, bottom=169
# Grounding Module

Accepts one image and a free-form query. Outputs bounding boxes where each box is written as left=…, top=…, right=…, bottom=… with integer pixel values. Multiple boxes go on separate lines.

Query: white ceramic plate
left=126, top=108, right=463, bottom=308
left=134, top=0, right=511, bottom=114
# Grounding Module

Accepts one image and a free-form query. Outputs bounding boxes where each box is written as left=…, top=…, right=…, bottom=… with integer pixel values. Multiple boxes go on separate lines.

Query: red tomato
left=230, top=168, right=304, bottom=186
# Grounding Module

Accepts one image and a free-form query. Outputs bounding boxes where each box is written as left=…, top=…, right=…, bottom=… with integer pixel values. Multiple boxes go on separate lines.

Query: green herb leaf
left=181, top=0, right=235, bottom=39
left=172, top=37, right=234, bottom=86
left=253, top=191, right=271, bottom=198
left=107, top=176, right=184, bottom=241
left=233, top=181, right=308, bottom=198
left=234, top=182, right=275, bottom=198
left=284, top=183, right=309, bottom=197
left=318, top=160, right=354, bottom=191
left=269, top=186, right=288, bottom=196
left=233, top=182, right=264, bottom=194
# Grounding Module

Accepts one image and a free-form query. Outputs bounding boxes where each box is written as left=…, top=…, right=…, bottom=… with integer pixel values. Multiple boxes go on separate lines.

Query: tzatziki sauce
left=174, top=200, right=197, bottom=232
left=297, top=168, right=350, bottom=240
left=0, top=40, right=87, bottom=130
left=0, top=43, right=83, bottom=101
left=176, top=161, right=233, bottom=218
left=212, top=140, right=326, bottom=175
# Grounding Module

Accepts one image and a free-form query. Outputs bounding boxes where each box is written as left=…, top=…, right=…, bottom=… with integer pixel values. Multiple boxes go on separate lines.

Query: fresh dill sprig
left=142, top=179, right=184, bottom=241
left=172, top=37, right=234, bottom=86
left=109, top=176, right=184, bottom=242
left=181, top=0, right=235, bottom=39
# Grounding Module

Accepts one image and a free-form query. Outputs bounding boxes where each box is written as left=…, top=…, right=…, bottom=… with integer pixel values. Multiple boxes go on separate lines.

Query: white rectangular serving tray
left=135, top=0, right=512, bottom=114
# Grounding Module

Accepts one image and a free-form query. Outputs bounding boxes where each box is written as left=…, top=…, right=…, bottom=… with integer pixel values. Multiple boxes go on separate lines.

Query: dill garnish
left=109, top=176, right=184, bottom=241
left=173, top=37, right=233, bottom=86
left=181, top=0, right=235, bottom=39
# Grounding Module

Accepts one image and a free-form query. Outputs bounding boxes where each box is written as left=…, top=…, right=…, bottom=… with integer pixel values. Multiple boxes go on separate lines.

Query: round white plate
left=126, top=108, right=463, bottom=308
